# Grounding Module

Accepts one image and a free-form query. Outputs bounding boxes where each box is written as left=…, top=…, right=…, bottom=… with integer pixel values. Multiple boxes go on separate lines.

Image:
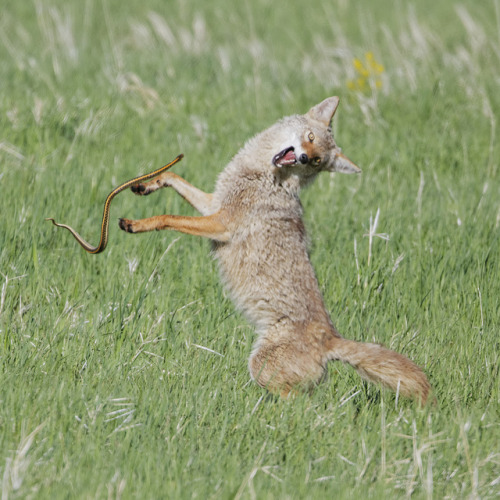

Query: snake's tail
left=45, top=218, right=101, bottom=254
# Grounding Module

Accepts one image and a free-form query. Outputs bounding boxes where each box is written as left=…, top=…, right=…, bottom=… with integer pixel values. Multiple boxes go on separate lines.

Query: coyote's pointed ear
left=327, top=151, right=362, bottom=174
left=334, top=152, right=361, bottom=174
left=307, top=96, right=340, bottom=126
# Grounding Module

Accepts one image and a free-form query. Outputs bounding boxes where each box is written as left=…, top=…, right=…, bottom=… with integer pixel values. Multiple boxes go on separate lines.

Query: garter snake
left=46, top=154, right=183, bottom=254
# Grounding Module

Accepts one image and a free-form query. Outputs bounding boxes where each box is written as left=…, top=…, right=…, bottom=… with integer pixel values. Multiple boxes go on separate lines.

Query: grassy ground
left=1, top=0, right=499, bottom=498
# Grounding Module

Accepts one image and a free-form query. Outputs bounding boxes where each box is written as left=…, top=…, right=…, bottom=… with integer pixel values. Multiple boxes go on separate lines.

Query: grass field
left=1, top=0, right=499, bottom=498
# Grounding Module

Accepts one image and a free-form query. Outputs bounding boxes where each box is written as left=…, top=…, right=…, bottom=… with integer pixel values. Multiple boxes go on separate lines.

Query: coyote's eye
left=314, top=157, right=321, bottom=165
left=308, top=132, right=315, bottom=142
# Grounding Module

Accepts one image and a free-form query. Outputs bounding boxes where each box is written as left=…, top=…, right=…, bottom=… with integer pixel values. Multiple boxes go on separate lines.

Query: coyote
left=119, top=97, right=430, bottom=403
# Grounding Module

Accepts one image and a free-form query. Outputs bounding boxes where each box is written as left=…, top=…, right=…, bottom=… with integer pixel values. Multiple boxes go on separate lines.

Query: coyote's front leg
left=132, top=171, right=214, bottom=216
left=119, top=212, right=230, bottom=242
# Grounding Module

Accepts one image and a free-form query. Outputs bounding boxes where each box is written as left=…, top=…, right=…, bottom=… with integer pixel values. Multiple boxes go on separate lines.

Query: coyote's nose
left=299, top=153, right=309, bottom=164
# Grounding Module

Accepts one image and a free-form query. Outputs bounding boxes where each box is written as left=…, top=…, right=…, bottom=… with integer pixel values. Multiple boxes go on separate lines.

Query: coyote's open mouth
left=272, top=146, right=296, bottom=167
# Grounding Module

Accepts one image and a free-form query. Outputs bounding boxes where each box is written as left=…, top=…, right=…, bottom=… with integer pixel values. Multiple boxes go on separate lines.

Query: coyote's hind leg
left=248, top=340, right=326, bottom=397
left=132, top=171, right=214, bottom=215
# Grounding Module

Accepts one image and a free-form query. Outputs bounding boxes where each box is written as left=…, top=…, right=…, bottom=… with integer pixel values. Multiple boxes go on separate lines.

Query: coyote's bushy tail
left=329, top=338, right=430, bottom=403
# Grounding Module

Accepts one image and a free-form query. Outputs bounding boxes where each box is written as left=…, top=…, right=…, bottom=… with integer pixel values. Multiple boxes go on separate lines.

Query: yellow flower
left=365, top=52, right=384, bottom=75
left=347, top=52, right=384, bottom=92
left=353, top=58, right=370, bottom=78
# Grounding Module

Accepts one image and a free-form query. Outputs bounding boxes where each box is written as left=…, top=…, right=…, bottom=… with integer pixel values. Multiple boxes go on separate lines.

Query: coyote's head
left=271, top=97, right=361, bottom=180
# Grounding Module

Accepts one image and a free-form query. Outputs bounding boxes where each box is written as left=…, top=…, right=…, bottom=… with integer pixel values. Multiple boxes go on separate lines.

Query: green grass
left=1, top=0, right=499, bottom=498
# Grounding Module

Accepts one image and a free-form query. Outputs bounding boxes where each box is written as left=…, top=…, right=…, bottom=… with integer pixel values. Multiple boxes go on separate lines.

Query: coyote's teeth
left=272, top=146, right=296, bottom=167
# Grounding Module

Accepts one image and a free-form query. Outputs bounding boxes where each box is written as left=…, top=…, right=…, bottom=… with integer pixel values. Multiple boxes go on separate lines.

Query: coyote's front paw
left=119, top=218, right=136, bottom=233
left=131, top=183, right=147, bottom=195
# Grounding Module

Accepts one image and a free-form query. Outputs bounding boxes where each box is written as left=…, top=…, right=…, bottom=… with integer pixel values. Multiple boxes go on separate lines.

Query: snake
left=46, top=154, right=184, bottom=254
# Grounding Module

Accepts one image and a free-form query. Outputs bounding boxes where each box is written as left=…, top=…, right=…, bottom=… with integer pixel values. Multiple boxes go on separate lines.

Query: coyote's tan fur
left=119, top=97, right=430, bottom=403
